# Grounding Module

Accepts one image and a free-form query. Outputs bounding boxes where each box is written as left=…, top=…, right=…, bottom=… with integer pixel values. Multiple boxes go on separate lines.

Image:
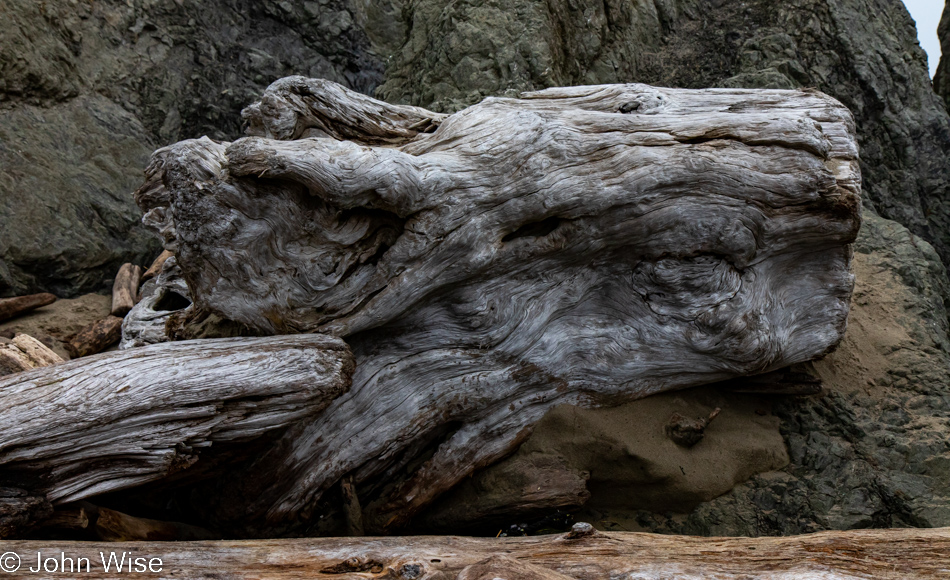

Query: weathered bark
left=110, top=263, right=142, bottom=317
left=134, top=77, right=861, bottom=535
left=0, top=293, right=56, bottom=323
left=0, top=334, right=64, bottom=377
left=1, top=527, right=946, bottom=579
left=0, top=335, right=353, bottom=510
left=65, top=315, right=124, bottom=358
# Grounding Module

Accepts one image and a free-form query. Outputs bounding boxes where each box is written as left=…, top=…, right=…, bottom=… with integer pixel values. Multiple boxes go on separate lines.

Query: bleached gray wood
left=0, top=334, right=353, bottom=506
left=120, top=255, right=191, bottom=350
left=135, top=77, right=861, bottom=534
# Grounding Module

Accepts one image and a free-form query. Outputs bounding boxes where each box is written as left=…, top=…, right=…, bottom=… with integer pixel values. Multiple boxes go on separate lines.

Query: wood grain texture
left=0, top=335, right=353, bottom=506
left=120, top=256, right=191, bottom=350
left=133, top=78, right=861, bottom=534
left=1, top=527, right=946, bottom=579
left=141, top=250, right=173, bottom=282
left=110, top=263, right=142, bottom=317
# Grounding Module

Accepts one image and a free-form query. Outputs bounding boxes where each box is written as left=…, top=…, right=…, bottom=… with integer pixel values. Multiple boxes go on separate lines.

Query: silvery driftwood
left=0, top=334, right=353, bottom=539
left=125, top=77, right=856, bottom=534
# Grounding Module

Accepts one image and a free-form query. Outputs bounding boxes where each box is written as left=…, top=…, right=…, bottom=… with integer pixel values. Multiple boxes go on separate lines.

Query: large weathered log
left=134, top=77, right=861, bottom=534
left=0, top=527, right=946, bottom=579
left=0, top=335, right=353, bottom=511
left=0, top=293, right=56, bottom=323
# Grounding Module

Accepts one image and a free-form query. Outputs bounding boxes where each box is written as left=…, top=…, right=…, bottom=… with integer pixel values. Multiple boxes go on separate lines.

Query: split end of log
left=0, top=334, right=64, bottom=377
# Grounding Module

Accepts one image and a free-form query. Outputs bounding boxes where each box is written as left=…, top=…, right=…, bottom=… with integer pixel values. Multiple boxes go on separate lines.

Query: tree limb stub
left=0, top=335, right=353, bottom=508
left=1, top=527, right=946, bottom=579
left=133, top=77, right=861, bottom=534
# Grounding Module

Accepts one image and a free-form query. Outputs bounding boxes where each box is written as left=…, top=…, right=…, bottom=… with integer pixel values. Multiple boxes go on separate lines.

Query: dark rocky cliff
left=937, top=1, right=950, bottom=111
left=0, top=0, right=385, bottom=296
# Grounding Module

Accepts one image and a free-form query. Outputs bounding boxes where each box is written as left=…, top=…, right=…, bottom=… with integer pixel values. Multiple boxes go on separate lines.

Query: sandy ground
left=0, top=294, right=112, bottom=359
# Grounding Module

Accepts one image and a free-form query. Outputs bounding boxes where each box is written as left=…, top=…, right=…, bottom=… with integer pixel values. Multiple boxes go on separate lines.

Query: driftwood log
left=0, top=527, right=945, bottom=579
left=0, top=335, right=63, bottom=377
left=65, top=316, right=124, bottom=358
left=0, top=293, right=56, bottom=323
left=0, top=334, right=353, bottom=518
left=130, top=77, right=861, bottom=535
left=110, top=263, right=142, bottom=317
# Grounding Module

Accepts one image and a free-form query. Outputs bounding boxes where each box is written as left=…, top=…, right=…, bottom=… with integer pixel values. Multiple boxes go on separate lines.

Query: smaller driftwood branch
left=0, top=293, right=56, bottom=323
left=0, top=335, right=353, bottom=512
left=0, top=527, right=945, bottom=579
left=111, top=263, right=143, bottom=317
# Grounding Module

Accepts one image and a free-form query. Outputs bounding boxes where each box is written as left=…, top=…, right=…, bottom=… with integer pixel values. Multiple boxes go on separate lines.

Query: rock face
left=937, top=1, right=950, bottom=111
left=0, top=0, right=386, bottom=296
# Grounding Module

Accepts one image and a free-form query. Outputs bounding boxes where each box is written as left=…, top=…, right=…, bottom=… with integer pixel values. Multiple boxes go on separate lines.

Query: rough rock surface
left=378, top=0, right=950, bottom=269
left=936, top=1, right=950, bottom=111
left=0, top=0, right=387, bottom=297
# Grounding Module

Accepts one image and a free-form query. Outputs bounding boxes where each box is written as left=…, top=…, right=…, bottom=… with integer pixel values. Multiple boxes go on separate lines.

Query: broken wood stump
left=110, top=263, right=142, bottom=317
left=0, top=334, right=353, bottom=520
left=0, top=293, right=56, bottom=323
left=0, top=334, right=64, bottom=377
left=132, top=77, right=861, bottom=535
left=0, top=527, right=945, bottom=579
left=65, top=315, right=124, bottom=358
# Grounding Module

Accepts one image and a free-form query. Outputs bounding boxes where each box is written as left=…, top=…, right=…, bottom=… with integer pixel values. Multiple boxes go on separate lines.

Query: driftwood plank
left=0, top=335, right=353, bottom=511
left=0, top=527, right=945, bottom=579
left=131, top=78, right=861, bottom=534
left=0, top=293, right=56, bottom=323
